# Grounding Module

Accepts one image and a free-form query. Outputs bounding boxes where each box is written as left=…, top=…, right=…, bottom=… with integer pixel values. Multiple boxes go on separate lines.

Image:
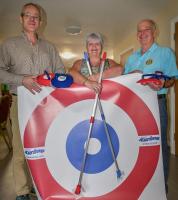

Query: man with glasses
left=0, top=3, right=65, bottom=200
left=124, top=19, right=178, bottom=194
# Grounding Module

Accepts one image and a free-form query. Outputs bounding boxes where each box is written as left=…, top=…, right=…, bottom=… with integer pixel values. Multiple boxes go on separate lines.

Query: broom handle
left=76, top=52, right=107, bottom=191
left=84, top=52, right=121, bottom=175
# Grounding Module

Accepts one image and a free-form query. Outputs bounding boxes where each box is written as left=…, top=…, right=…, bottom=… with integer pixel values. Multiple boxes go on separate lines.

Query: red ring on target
left=24, top=80, right=160, bottom=200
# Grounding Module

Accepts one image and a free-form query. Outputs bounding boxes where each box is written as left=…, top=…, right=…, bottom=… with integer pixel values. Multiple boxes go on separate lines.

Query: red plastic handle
left=36, top=73, right=55, bottom=86
left=75, top=184, right=81, bottom=195
left=102, top=52, right=107, bottom=61
left=137, top=78, right=162, bottom=85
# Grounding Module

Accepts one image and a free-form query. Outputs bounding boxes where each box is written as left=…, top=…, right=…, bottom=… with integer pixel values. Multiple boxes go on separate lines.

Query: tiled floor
left=0, top=135, right=178, bottom=200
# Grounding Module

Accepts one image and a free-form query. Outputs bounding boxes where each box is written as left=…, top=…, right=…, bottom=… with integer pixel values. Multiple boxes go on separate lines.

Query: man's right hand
left=22, top=76, right=42, bottom=95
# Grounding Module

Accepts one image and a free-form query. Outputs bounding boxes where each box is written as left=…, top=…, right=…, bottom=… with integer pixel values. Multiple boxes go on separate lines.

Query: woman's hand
left=88, top=74, right=99, bottom=82
left=84, top=79, right=101, bottom=93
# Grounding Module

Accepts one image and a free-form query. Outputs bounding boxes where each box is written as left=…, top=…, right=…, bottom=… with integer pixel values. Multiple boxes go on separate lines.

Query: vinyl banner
left=18, top=73, right=167, bottom=200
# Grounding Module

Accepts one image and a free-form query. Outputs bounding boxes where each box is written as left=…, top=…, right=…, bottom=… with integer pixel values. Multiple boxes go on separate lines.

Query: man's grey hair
left=137, top=19, right=157, bottom=31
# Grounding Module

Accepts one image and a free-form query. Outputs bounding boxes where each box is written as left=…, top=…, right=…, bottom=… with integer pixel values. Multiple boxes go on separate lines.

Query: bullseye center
left=84, top=138, right=101, bottom=155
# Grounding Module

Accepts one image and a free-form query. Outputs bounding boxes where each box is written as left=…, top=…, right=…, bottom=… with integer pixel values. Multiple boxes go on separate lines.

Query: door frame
left=170, top=16, right=178, bottom=154
left=119, top=46, right=134, bottom=66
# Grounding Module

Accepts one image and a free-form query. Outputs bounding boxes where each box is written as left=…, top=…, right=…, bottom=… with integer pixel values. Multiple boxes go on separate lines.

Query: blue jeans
left=158, top=97, right=170, bottom=187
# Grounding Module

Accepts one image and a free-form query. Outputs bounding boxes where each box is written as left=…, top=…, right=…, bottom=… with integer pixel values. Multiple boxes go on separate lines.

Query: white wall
left=113, top=0, right=178, bottom=60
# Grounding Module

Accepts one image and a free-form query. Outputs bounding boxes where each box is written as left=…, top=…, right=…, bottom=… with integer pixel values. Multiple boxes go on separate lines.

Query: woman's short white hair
left=86, top=32, right=104, bottom=48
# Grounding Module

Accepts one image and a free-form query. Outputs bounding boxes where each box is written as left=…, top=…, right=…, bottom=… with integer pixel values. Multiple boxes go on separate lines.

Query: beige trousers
left=10, top=95, right=32, bottom=196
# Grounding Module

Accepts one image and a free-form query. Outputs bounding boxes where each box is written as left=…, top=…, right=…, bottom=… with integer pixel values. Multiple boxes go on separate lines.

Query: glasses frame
left=21, top=13, right=41, bottom=21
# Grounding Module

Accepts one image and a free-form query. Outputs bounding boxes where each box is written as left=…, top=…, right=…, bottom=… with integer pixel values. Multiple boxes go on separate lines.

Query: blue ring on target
left=66, top=119, right=119, bottom=174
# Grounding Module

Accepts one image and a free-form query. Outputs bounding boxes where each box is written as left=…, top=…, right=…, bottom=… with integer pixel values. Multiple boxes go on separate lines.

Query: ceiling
left=0, top=0, right=169, bottom=66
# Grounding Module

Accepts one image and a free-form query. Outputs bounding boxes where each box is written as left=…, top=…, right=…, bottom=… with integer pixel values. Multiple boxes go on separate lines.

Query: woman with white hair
left=69, top=32, right=123, bottom=93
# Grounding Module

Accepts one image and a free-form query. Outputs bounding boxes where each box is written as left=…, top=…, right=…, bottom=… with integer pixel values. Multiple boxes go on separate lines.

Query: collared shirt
left=0, top=32, right=65, bottom=94
left=124, top=43, right=178, bottom=94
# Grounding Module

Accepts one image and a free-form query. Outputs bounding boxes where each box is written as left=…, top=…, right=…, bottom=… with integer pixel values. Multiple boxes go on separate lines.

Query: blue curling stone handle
left=51, top=73, right=73, bottom=88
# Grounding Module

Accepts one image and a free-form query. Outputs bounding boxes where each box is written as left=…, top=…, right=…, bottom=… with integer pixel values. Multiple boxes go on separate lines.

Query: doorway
left=174, top=22, right=178, bottom=155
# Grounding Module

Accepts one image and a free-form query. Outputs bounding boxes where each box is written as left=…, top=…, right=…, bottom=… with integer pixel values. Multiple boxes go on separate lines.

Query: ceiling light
left=65, top=25, right=81, bottom=35
left=61, top=52, right=76, bottom=59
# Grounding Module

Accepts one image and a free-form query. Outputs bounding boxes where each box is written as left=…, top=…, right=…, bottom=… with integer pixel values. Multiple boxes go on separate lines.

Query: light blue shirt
left=124, top=43, right=178, bottom=94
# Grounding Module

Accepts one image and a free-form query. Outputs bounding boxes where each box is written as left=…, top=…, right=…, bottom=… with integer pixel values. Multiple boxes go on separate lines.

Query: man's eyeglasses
left=137, top=28, right=153, bottom=34
left=21, top=13, right=40, bottom=21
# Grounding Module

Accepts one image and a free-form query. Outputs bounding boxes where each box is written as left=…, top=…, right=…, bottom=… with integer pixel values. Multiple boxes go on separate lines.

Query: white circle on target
left=84, top=138, right=101, bottom=155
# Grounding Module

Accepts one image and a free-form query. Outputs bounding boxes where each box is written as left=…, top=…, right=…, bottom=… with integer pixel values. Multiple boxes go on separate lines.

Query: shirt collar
left=137, top=43, right=158, bottom=55
left=21, top=31, right=40, bottom=44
